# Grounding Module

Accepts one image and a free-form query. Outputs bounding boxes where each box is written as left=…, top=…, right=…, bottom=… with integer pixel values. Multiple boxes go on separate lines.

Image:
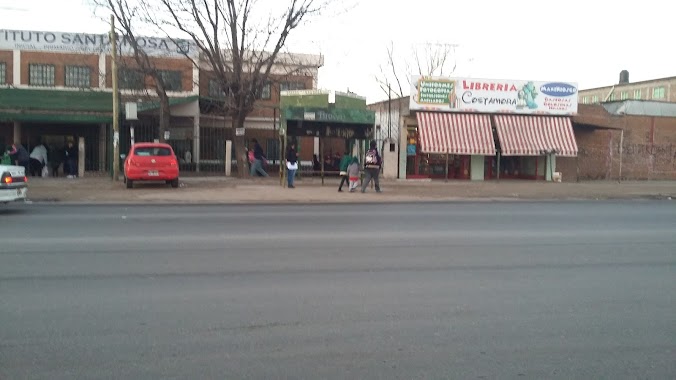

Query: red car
left=123, top=143, right=179, bottom=189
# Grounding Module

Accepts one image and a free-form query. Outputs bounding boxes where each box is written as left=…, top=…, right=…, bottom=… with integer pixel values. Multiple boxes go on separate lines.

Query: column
left=13, top=49, right=20, bottom=85
left=99, top=124, right=107, bottom=171
left=225, top=140, right=232, bottom=176
left=193, top=116, right=200, bottom=172
left=546, top=154, right=556, bottom=181
left=78, top=137, right=85, bottom=178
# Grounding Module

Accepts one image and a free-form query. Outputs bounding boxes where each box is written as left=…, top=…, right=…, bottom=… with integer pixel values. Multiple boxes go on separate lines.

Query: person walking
left=29, top=140, right=48, bottom=177
left=337, top=151, right=352, bottom=192
left=249, top=138, right=268, bottom=177
left=286, top=142, right=298, bottom=188
left=347, top=156, right=360, bottom=192
left=361, top=141, right=382, bottom=193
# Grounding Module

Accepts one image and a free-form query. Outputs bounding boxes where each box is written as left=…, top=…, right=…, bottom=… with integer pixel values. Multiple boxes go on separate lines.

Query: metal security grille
left=0, top=62, right=6, bottom=84
left=159, top=70, right=182, bottom=92
left=29, top=64, right=55, bottom=86
left=65, top=66, right=91, bottom=88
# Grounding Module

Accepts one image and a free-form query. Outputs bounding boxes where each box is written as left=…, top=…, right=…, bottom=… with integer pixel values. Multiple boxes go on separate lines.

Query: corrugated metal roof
left=602, top=100, right=676, bottom=117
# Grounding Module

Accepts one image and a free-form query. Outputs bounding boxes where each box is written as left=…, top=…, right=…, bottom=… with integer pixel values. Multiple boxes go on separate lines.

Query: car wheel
left=170, top=179, right=179, bottom=188
left=126, top=179, right=133, bottom=189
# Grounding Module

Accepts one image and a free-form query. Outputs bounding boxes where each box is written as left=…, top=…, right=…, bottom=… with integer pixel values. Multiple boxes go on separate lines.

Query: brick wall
left=563, top=105, right=676, bottom=181
left=21, top=51, right=99, bottom=87
left=0, top=50, right=13, bottom=85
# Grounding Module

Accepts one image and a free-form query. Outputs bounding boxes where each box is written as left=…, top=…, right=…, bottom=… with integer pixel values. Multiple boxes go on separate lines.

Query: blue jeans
left=250, top=159, right=268, bottom=177
left=287, top=169, right=297, bottom=187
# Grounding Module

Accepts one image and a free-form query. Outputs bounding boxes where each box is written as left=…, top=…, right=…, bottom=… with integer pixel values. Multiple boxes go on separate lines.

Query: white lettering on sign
left=0, top=29, right=197, bottom=58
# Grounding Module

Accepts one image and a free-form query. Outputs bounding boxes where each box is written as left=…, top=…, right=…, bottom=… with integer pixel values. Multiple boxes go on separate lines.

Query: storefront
left=403, top=76, right=579, bottom=181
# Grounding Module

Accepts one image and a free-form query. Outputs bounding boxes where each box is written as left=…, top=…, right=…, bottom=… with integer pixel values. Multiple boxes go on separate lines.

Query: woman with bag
left=286, top=143, right=298, bottom=188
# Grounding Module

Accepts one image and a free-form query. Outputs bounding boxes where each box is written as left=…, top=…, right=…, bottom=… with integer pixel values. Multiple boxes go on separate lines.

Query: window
left=258, top=82, right=271, bottom=100
left=266, top=138, right=279, bottom=160
left=621, top=91, right=629, bottom=100
left=29, top=64, right=55, bottom=86
left=119, top=68, right=144, bottom=90
left=280, top=81, right=306, bottom=92
left=582, top=96, right=589, bottom=104
left=652, top=87, right=665, bottom=99
left=609, top=93, right=617, bottom=101
left=159, top=70, right=182, bottom=92
left=134, top=147, right=173, bottom=156
left=592, top=95, right=599, bottom=104
left=634, top=89, right=641, bottom=99
left=65, top=65, right=91, bottom=88
left=208, top=79, right=226, bottom=98
left=0, top=62, right=6, bottom=84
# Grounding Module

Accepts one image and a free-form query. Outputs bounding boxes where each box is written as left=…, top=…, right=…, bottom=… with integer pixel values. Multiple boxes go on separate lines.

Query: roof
left=602, top=100, right=676, bottom=117
left=579, top=76, right=676, bottom=92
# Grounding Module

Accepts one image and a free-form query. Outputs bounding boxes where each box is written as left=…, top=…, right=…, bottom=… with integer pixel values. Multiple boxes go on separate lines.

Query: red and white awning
left=494, top=115, right=578, bottom=157
left=416, top=112, right=496, bottom=155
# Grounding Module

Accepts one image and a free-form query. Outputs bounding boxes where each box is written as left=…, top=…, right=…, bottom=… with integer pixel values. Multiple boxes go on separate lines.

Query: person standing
left=64, top=140, right=78, bottom=178
left=9, top=143, right=31, bottom=175
left=285, top=142, right=298, bottom=188
left=361, top=141, right=382, bottom=193
left=29, top=140, right=48, bottom=177
left=337, top=151, right=352, bottom=192
left=347, top=156, right=360, bottom=192
left=249, top=138, right=268, bottom=177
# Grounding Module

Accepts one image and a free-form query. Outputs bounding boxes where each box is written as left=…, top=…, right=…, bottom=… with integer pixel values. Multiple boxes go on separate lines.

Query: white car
left=0, top=164, right=28, bottom=204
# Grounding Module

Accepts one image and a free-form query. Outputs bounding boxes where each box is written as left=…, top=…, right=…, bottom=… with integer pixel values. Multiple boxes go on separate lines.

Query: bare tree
left=376, top=41, right=458, bottom=99
left=134, top=0, right=330, bottom=177
left=94, top=0, right=177, bottom=143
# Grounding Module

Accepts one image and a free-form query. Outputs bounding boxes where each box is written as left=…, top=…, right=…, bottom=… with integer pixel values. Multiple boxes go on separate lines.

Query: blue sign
left=407, top=144, right=416, bottom=156
left=539, top=82, right=577, bottom=97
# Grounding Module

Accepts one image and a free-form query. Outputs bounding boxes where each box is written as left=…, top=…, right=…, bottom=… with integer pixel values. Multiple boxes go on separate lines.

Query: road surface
left=1, top=202, right=675, bottom=379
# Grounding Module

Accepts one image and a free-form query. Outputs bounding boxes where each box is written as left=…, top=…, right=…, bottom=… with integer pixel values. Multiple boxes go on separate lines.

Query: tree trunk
left=158, top=94, right=171, bottom=143
left=232, top=116, right=249, bottom=178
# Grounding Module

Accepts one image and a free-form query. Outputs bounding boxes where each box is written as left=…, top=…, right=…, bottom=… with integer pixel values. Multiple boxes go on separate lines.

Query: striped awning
left=494, top=115, right=578, bottom=157
left=416, top=112, right=496, bottom=155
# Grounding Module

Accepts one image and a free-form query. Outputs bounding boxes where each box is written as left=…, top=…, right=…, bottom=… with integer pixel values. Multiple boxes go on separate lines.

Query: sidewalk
left=21, top=175, right=676, bottom=204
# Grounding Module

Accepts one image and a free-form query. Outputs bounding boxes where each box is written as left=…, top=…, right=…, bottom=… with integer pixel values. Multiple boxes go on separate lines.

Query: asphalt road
left=1, top=201, right=675, bottom=379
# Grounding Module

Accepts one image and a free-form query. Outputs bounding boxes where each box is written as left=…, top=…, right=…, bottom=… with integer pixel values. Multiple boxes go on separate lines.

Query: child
left=347, top=156, right=360, bottom=192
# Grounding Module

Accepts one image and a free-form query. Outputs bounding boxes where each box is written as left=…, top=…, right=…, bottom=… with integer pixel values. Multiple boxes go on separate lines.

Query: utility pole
left=387, top=83, right=392, bottom=139
left=110, top=15, right=120, bottom=181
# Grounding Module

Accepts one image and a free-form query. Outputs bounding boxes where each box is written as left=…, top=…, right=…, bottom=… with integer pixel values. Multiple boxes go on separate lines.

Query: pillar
left=470, top=155, right=484, bottom=181
left=13, top=121, right=21, bottom=143
left=546, top=154, right=556, bottom=181
left=99, top=124, right=107, bottom=171
left=78, top=137, right=85, bottom=178
left=225, top=140, right=232, bottom=176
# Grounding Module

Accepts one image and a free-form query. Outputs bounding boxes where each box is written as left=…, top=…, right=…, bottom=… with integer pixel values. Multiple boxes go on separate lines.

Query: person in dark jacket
left=249, top=138, right=268, bottom=177
left=337, top=151, right=352, bottom=192
left=361, top=141, right=382, bottom=193
left=9, top=143, right=30, bottom=175
left=285, top=142, right=298, bottom=188
left=64, top=140, right=78, bottom=178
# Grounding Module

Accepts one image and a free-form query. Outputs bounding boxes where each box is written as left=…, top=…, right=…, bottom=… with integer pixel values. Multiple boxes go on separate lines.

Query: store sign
left=410, top=75, right=578, bottom=115
left=0, top=29, right=196, bottom=58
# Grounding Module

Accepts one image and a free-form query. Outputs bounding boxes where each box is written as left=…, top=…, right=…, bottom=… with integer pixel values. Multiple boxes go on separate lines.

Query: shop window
left=159, top=70, right=182, bottom=92
left=652, top=87, right=665, bottom=99
left=65, top=65, right=91, bottom=88
left=620, top=91, right=629, bottom=100
left=634, top=89, right=641, bottom=99
left=119, top=68, right=145, bottom=90
left=29, top=64, right=55, bottom=86
left=0, top=62, right=6, bottom=84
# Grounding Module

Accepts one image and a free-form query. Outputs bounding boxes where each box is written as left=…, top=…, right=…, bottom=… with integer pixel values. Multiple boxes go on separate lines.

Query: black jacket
left=286, top=148, right=298, bottom=164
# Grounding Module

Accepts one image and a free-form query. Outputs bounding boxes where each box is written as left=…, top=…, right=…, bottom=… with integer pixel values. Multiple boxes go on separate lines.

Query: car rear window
left=134, top=147, right=173, bottom=157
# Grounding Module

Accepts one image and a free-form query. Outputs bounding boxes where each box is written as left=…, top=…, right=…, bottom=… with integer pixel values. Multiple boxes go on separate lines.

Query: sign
left=410, top=75, right=578, bottom=115
left=407, top=144, right=416, bottom=156
left=235, top=127, right=245, bottom=136
left=0, top=29, right=197, bottom=58
left=125, top=102, right=138, bottom=120
left=164, top=131, right=170, bottom=140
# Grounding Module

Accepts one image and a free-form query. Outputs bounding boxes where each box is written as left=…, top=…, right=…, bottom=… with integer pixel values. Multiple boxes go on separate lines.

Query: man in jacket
left=361, top=141, right=382, bottom=193
left=337, top=151, right=352, bottom=192
left=249, top=138, right=268, bottom=177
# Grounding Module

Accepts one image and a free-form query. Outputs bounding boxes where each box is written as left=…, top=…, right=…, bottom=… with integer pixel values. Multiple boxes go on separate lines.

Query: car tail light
left=2, top=173, right=12, bottom=184
left=170, top=160, right=177, bottom=166
left=24, top=176, right=28, bottom=183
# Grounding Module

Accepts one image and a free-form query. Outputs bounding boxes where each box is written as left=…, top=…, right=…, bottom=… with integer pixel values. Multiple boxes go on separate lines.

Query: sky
left=1, top=0, right=672, bottom=103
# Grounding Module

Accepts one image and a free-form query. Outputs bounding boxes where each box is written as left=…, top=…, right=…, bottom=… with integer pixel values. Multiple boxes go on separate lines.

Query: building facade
left=0, top=29, right=323, bottom=175
left=578, top=71, right=676, bottom=104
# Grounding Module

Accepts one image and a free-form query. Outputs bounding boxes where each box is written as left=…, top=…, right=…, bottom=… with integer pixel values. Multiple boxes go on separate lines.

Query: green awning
left=0, top=112, right=112, bottom=124
left=0, top=88, right=113, bottom=113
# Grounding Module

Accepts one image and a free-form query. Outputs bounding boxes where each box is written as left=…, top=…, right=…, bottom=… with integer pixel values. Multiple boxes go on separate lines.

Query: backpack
left=365, top=149, right=379, bottom=167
